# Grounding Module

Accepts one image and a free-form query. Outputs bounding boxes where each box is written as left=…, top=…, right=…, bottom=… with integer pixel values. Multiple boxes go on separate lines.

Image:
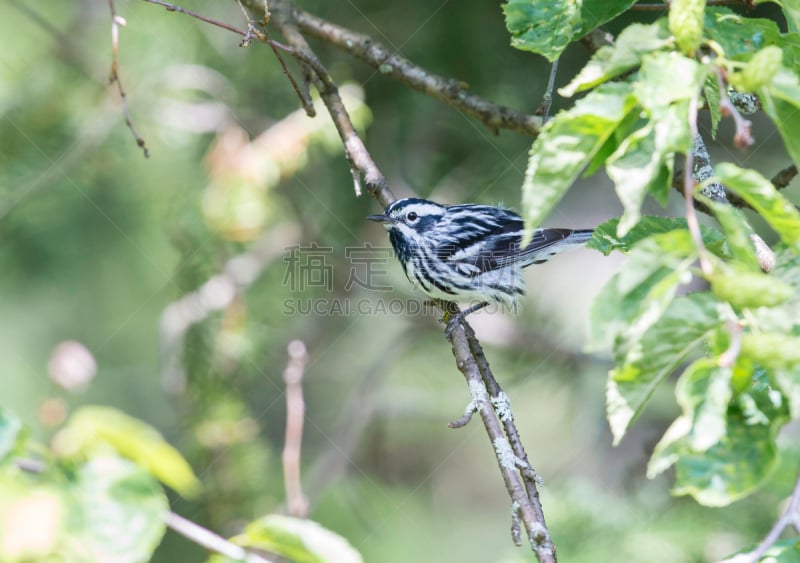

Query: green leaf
left=741, top=333, right=800, bottom=369
left=578, top=0, right=638, bottom=36
left=650, top=368, right=787, bottom=506
left=502, top=0, right=582, bottom=61
left=714, top=163, right=800, bottom=249
left=755, top=0, right=800, bottom=34
left=521, top=82, right=637, bottom=239
left=634, top=52, right=708, bottom=111
left=758, top=68, right=800, bottom=166
left=606, top=104, right=692, bottom=236
left=699, top=196, right=761, bottom=271
left=605, top=293, right=722, bottom=444
left=560, top=21, right=670, bottom=96
left=775, top=367, right=800, bottom=419
left=238, top=514, right=363, bottom=563
left=503, top=0, right=636, bottom=61
left=54, top=406, right=201, bottom=498
left=669, top=0, right=706, bottom=55
left=587, top=216, right=726, bottom=256
left=73, top=457, right=168, bottom=563
left=0, top=408, right=25, bottom=466
left=730, top=45, right=783, bottom=91
left=649, top=406, right=781, bottom=506
left=675, top=358, right=733, bottom=451
left=704, top=75, right=722, bottom=139
left=704, top=9, right=800, bottom=68
left=710, top=269, right=795, bottom=309
left=0, top=478, right=65, bottom=561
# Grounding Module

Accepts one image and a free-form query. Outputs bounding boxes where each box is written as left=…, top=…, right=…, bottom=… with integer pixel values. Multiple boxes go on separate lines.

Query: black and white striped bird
left=367, top=197, right=592, bottom=331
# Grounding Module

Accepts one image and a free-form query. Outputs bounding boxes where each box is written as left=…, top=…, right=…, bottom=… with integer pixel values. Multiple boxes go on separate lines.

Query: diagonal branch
left=265, top=0, right=542, bottom=136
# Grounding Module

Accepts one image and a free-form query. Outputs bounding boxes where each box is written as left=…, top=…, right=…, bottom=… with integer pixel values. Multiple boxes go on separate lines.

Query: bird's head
left=367, top=198, right=446, bottom=241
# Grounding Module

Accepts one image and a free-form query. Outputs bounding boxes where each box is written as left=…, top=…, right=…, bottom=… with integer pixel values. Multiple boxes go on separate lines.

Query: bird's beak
left=367, top=214, right=392, bottom=224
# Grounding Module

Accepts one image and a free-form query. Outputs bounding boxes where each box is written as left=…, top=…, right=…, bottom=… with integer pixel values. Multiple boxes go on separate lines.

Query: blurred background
left=1, top=1, right=798, bottom=561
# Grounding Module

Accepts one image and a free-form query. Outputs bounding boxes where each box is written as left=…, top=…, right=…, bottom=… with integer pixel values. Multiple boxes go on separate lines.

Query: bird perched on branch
left=368, top=197, right=593, bottom=335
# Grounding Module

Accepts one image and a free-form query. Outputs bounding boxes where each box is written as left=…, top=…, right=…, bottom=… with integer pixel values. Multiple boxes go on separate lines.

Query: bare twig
left=716, top=70, right=754, bottom=149
left=446, top=311, right=555, bottom=561
left=539, top=60, right=559, bottom=123
left=721, top=464, right=800, bottom=563
left=268, top=7, right=394, bottom=205
left=263, top=0, right=543, bottom=137
left=141, top=0, right=250, bottom=35
left=718, top=320, right=743, bottom=368
left=108, top=0, right=149, bottom=157
left=772, top=164, right=798, bottom=190
left=165, top=512, right=273, bottom=563
left=282, top=339, right=310, bottom=518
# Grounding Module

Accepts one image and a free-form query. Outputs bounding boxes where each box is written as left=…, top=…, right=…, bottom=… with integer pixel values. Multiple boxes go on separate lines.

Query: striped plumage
left=367, top=198, right=593, bottom=316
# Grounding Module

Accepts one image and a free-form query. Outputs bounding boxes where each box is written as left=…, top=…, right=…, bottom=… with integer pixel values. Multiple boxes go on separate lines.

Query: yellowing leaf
left=54, top=406, right=201, bottom=498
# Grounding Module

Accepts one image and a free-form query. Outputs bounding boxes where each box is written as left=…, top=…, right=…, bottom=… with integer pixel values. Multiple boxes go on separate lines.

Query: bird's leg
left=444, top=302, right=489, bottom=337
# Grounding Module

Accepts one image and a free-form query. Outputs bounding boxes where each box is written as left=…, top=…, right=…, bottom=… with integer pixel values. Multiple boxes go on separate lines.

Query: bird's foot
left=443, top=302, right=489, bottom=338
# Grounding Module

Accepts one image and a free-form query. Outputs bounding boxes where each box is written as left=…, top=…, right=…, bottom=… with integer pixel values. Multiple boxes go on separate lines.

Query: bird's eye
left=407, top=211, right=418, bottom=222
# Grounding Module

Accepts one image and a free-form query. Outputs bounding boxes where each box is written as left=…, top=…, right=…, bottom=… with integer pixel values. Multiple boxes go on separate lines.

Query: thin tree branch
left=282, top=339, right=309, bottom=518
left=141, top=0, right=250, bottom=35
left=445, top=309, right=555, bottom=562
left=108, top=0, right=149, bottom=157
left=772, top=164, right=799, bottom=190
left=268, top=6, right=394, bottom=205
left=263, top=0, right=542, bottom=137
left=721, top=463, right=800, bottom=563
left=539, top=59, right=559, bottom=123
left=164, top=512, right=273, bottom=563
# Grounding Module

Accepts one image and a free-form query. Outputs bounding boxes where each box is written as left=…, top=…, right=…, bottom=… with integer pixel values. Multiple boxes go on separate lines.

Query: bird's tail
left=518, top=228, right=594, bottom=268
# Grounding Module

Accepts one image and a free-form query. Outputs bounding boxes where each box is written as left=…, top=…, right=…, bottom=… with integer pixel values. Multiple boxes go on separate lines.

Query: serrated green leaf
left=502, top=0, right=582, bottom=61
left=578, top=0, right=638, bottom=36
left=704, top=8, right=800, bottom=68
left=587, top=216, right=727, bottom=256
left=714, top=163, right=800, bottom=249
left=758, top=68, right=800, bottom=167
left=670, top=0, right=706, bottom=55
left=54, top=406, right=201, bottom=498
left=503, top=0, right=636, bottom=61
left=634, top=52, right=709, bottom=111
left=0, top=408, right=25, bottom=466
left=605, top=293, right=722, bottom=444
left=730, top=45, right=784, bottom=91
left=73, top=457, right=167, bottom=563
left=699, top=196, right=761, bottom=271
left=560, top=21, right=670, bottom=96
left=704, top=76, right=722, bottom=139
left=710, top=269, right=795, bottom=308
left=239, top=514, right=362, bottom=563
left=741, top=332, right=800, bottom=369
left=649, top=406, right=780, bottom=506
left=775, top=368, right=800, bottom=419
left=607, top=103, right=692, bottom=236
left=521, top=82, right=637, bottom=239
left=675, top=358, right=733, bottom=451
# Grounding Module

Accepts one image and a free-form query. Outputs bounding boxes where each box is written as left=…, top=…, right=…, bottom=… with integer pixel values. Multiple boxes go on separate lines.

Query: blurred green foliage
left=1, top=0, right=799, bottom=561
